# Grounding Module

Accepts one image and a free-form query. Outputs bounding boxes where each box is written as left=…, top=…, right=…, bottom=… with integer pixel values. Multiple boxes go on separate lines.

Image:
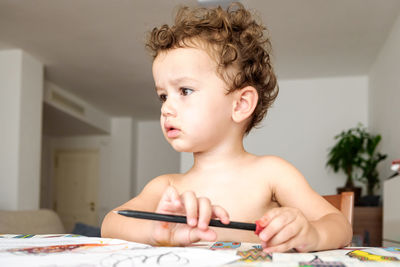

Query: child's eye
left=158, top=94, right=167, bottom=103
left=180, top=87, right=194, bottom=96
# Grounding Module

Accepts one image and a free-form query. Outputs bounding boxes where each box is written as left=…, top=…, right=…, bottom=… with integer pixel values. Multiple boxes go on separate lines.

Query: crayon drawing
left=236, top=248, right=272, bottom=262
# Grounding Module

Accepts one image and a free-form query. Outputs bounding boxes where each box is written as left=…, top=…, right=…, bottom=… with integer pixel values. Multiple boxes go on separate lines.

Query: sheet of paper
left=2, top=235, right=400, bottom=266
left=0, top=235, right=239, bottom=267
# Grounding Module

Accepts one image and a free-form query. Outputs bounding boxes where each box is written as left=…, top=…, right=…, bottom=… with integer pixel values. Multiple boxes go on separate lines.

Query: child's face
left=152, top=47, right=235, bottom=152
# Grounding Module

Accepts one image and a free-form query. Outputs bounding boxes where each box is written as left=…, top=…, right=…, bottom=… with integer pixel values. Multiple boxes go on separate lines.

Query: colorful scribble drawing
left=14, top=234, right=35, bottom=239
left=210, top=241, right=241, bottom=249
left=5, top=235, right=400, bottom=267
left=0, top=234, right=81, bottom=239
left=7, top=243, right=110, bottom=255
left=347, top=249, right=400, bottom=262
left=384, top=247, right=400, bottom=254
left=100, top=251, right=190, bottom=266
left=236, top=248, right=272, bottom=262
left=63, top=234, right=82, bottom=237
left=0, top=237, right=239, bottom=266
left=42, top=234, right=72, bottom=238
left=299, top=256, right=345, bottom=267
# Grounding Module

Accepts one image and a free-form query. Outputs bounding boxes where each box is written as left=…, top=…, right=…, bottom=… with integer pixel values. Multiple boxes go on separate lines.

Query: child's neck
left=191, top=141, right=249, bottom=172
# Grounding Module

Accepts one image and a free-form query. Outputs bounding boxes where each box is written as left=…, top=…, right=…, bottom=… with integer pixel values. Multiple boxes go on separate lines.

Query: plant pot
left=337, top=186, right=362, bottom=206
left=359, top=195, right=381, bottom=206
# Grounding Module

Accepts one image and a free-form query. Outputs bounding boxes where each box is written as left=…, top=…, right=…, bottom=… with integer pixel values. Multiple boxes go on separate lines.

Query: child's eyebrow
left=154, top=84, right=167, bottom=93
left=172, top=77, right=197, bottom=85
left=154, top=77, right=198, bottom=93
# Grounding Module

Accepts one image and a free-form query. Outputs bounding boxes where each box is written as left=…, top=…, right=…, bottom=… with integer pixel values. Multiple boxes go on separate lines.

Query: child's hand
left=257, top=207, right=319, bottom=253
left=151, top=186, right=230, bottom=246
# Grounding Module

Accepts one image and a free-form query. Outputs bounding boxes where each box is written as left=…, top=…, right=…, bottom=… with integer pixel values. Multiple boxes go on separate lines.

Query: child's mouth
left=167, top=127, right=180, bottom=138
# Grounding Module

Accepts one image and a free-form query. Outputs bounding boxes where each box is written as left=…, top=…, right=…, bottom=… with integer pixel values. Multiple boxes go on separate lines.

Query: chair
left=0, top=209, right=66, bottom=234
left=323, top=191, right=354, bottom=225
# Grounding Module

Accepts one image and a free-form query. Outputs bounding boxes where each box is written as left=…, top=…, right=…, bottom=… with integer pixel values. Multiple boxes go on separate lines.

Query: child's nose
left=161, top=97, right=176, bottom=117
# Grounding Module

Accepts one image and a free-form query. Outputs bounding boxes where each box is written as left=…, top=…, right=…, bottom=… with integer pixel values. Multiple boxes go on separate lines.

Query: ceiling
left=1, top=0, right=399, bottom=120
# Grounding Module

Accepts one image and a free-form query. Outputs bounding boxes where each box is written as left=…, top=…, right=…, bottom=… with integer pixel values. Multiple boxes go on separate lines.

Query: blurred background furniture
left=323, top=192, right=382, bottom=247
left=323, top=191, right=354, bottom=225
left=0, top=209, right=65, bottom=234
left=353, top=206, right=382, bottom=247
left=383, top=176, right=400, bottom=246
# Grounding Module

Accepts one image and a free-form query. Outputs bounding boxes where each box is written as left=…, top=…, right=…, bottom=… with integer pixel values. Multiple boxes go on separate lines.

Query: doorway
left=53, top=149, right=99, bottom=232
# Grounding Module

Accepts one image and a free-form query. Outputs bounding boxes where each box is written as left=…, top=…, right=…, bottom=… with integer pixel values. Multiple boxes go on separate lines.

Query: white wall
left=369, top=13, right=400, bottom=182
left=130, top=120, right=138, bottom=198
left=0, top=50, right=21, bottom=210
left=181, top=76, right=369, bottom=195
left=0, top=50, right=43, bottom=210
left=18, top=51, right=44, bottom=209
left=136, top=121, right=180, bottom=196
left=106, top=118, right=134, bottom=212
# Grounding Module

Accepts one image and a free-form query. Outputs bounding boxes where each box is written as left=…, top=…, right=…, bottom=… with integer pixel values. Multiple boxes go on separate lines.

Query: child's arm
left=101, top=175, right=170, bottom=244
left=257, top=157, right=353, bottom=253
left=101, top=175, right=230, bottom=246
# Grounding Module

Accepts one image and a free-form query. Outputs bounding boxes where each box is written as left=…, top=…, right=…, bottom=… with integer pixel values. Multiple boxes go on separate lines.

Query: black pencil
left=115, top=210, right=256, bottom=231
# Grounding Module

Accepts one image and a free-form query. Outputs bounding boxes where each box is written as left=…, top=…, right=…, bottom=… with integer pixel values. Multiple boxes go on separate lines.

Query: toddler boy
left=101, top=2, right=352, bottom=253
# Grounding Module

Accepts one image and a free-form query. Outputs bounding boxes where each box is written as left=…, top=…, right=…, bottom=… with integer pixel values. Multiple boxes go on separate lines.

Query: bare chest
left=183, top=181, right=277, bottom=242
left=173, top=174, right=277, bottom=241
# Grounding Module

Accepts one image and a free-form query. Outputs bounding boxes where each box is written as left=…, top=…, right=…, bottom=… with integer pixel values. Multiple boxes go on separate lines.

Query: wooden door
left=53, top=149, right=99, bottom=232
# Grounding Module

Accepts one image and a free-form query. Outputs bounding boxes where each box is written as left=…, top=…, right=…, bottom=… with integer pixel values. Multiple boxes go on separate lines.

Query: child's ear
left=231, top=86, right=258, bottom=123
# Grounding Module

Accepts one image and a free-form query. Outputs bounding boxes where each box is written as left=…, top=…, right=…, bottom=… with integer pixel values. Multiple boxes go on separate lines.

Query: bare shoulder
left=254, top=154, right=290, bottom=167
left=241, top=155, right=305, bottom=194
left=118, top=173, right=182, bottom=211
left=140, top=173, right=185, bottom=197
left=254, top=155, right=338, bottom=218
left=253, top=155, right=303, bottom=180
left=142, top=174, right=176, bottom=191
left=254, top=155, right=309, bottom=189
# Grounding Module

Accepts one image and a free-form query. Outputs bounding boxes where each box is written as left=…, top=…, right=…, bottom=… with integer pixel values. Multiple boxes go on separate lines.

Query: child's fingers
left=188, top=228, right=217, bottom=243
left=211, top=205, right=230, bottom=224
left=166, top=186, right=181, bottom=204
left=259, top=207, right=289, bottom=224
left=264, top=222, right=301, bottom=247
left=156, top=186, right=182, bottom=212
left=197, top=197, right=212, bottom=230
left=256, top=207, right=280, bottom=231
left=261, top=240, right=268, bottom=249
left=258, top=218, right=285, bottom=242
left=263, top=240, right=294, bottom=253
left=258, top=208, right=296, bottom=242
left=172, top=226, right=217, bottom=245
left=180, top=191, right=198, bottom=227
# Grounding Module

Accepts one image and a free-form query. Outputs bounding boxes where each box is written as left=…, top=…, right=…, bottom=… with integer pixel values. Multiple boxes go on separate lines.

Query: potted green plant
left=356, top=132, right=387, bottom=205
left=326, top=124, right=387, bottom=206
left=326, top=125, right=364, bottom=203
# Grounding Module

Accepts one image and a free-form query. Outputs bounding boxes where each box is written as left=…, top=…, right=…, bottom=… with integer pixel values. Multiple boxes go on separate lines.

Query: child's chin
left=170, top=143, right=195, bottom=153
left=172, top=146, right=193, bottom=153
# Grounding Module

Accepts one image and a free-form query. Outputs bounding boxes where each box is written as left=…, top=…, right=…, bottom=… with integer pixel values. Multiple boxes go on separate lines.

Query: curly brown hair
left=146, top=2, right=278, bottom=134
